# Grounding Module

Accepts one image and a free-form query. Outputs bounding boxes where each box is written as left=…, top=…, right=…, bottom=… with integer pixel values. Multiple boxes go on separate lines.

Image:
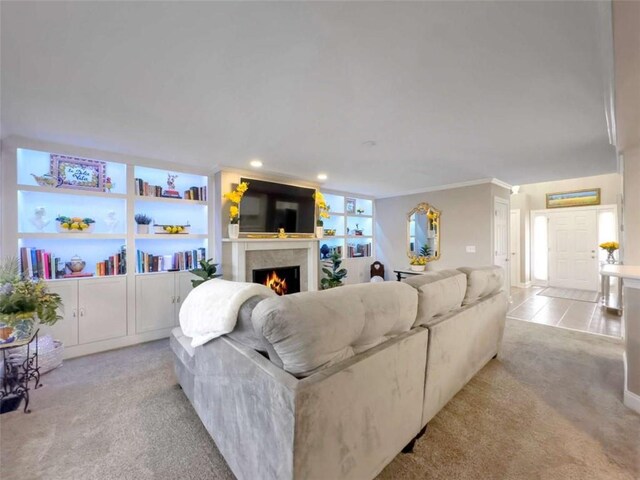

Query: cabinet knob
left=72, top=309, right=77, bottom=318
left=176, top=296, right=181, bottom=303
left=79, top=308, right=85, bottom=317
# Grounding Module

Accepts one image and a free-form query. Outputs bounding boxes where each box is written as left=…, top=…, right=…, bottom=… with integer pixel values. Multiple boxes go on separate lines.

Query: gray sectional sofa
left=171, top=265, right=507, bottom=480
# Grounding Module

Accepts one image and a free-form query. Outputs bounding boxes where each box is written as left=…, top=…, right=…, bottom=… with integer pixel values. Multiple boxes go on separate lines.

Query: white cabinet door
left=175, top=272, right=195, bottom=325
left=135, top=274, right=176, bottom=333
left=78, top=277, right=127, bottom=344
left=44, top=280, right=79, bottom=346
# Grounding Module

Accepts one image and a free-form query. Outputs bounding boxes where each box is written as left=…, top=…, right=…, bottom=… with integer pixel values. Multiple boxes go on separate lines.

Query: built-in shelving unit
left=319, top=193, right=374, bottom=260
left=4, top=143, right=213, bottom=359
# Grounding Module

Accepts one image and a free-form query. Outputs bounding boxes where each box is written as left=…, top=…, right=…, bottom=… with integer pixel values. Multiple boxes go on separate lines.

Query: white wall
left=375, top=182, right=510, bottom=276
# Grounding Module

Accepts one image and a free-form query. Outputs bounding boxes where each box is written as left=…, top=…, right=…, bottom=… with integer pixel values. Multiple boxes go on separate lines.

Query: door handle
left=72, top=309, right=77, bottom=318
left=79, top=308, right=85, bottom=317
left=176, top=296, right=181, bottom=303
left=171, top=297, right=175, bottom=304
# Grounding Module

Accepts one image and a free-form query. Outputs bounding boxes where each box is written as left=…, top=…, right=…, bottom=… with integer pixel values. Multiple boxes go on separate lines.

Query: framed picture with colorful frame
left=50, top=154, right=106, bottom=192
left=546, top=188, right=601, bottom=209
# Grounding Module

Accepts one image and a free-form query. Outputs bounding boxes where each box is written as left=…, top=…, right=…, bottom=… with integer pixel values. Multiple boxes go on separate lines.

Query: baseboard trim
left=624, top=389, right=640, bottom=415
left=61, top=327, right=174, bottom=359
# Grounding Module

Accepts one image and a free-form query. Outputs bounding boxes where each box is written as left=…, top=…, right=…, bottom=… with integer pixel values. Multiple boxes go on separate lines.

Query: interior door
left=510, top=210, right=520, bottom=286
left=494, top=198, right=510, bottom=289
left=548, top=210, right=598, bottom=291
left=44, top=280, right=79, bottom=346
left=78, top=277, right=127, bottom=343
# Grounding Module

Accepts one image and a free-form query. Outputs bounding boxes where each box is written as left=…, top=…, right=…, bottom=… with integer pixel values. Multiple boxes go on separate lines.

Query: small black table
left=0, top=329, right=41, bottom=414
left=393, top=269, right=428, bottom=282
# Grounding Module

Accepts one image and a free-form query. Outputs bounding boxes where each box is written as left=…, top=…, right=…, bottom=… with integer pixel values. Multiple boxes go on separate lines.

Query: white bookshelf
left=2, top=141, right=213, bottom=359
left=319, top=193, right=374, bottom=261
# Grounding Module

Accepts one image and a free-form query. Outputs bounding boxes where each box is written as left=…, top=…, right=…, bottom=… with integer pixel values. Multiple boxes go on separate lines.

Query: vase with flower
left=409, top=255, right=427, bottom=272
left=224, top=182, right=249, bottom=239
left=314, top=191, right=330, bottom=239
left=599, top=241, right=619, bottom=264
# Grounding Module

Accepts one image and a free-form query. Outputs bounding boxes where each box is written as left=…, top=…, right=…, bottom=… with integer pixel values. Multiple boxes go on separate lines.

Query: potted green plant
left=321, top=251, right=347, bottom=289
left=134, top=213, right=153, bottom=234
left=0, top=257, right=62, bottom=342
left=189, top=258, right=222, bottom=288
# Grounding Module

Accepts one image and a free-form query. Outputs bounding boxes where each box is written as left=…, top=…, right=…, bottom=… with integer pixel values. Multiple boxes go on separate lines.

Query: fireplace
left=253, top=266, right=301, bottom=295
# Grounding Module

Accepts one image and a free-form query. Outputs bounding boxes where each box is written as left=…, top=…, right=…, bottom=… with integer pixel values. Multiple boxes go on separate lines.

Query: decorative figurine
left=104, top=176, right=114, bottom=193
left=104, top=210, right=118, bottom=233
left=31, top=173, right=59, bottom=187
left=278, top=228, right=288, bottom=239
left=320, top=243, right=330, bottom=259
left=167, top=173, right=178, bottom=190
left=29, top=206, right=51, bottom=232
left=162, top=173, right=181, bottom=198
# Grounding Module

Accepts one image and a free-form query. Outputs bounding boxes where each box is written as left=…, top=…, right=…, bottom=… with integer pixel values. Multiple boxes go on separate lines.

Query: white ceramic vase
left=410, top=265, right=426, bottom=272
left=136, top=224, right=150, bottom=234
left=229, top=223, right=240, bottom=239
left=316, top=226, right=324, bottom=239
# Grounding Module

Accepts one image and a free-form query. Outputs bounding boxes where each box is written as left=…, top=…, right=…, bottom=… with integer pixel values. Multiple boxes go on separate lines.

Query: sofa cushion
left=403, top=269, right=467, bottom=326
left=251, top=282, right=418, bottom=377
left=225, top=295, right=270, bottom=352
left=457, top=266, right=504, bottom=305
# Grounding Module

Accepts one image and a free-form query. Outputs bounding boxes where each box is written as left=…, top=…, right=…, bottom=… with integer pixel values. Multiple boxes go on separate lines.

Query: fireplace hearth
left=253, top=266, right=301, bottom=295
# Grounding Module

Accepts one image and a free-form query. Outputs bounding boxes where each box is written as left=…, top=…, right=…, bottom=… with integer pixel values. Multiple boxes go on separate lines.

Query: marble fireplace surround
left=221, top=238, right=319, bottom=291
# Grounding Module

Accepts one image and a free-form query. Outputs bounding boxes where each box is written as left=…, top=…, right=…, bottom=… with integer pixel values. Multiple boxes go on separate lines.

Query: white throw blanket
left=179, top=279, right=276, bottom=347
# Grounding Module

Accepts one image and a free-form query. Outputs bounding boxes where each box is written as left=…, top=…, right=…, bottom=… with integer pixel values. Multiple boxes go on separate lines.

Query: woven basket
left=11, top=335, right=64, bottom=374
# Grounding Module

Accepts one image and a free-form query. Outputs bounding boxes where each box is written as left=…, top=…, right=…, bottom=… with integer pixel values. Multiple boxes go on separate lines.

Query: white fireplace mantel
left=222, top=238, right=319, bottom=291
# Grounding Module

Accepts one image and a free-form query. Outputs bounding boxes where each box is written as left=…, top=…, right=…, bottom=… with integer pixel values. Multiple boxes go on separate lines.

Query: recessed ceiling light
left=249, top=159, right=263, bottom=168
left=317, top=173, right=328, bottom=181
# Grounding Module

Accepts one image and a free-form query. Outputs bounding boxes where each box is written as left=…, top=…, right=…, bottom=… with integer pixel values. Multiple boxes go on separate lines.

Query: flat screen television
left=239, top=178, right=316, bottom=234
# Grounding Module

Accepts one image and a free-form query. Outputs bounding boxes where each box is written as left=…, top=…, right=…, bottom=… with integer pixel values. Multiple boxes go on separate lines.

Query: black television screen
left=239, top=178, right=316, bottom=233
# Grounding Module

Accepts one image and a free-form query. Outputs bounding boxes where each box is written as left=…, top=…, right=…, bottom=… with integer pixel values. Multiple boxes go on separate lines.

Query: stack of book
left=136, top=247, right=206, bottom=273
left=328, top=245, right=343, bottom=257
left=96, top=246, right=127, bottom=276
left=20, top=247, right=62, bottom=280
left=134, top=178, right=164, bottom=197
left=347, top=242, right=371, bottom=258
left=183, top=186, right=207, bottom=201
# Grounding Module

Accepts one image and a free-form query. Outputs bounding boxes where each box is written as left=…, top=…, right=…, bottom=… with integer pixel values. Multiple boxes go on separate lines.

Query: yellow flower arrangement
left=224, top=182, right=249, bottom=224
left=409, top=255, right=427, bottom=266
left=313, top=191, right=330, bottom=227
left=599, top=241, right=619, bottom=252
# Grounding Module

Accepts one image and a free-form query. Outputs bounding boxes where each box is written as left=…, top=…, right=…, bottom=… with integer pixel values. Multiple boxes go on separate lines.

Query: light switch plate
left=466, top=245, right=476, bottom=253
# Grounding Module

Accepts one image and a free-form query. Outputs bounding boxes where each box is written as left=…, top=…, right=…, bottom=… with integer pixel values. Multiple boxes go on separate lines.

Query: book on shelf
left=95, top=245, right=127, bottom=276
left=136, top=247, right=206, bottom=273
left=134, top=178, right=207, bottom=201
left=20, top=247, right=62, bottom=280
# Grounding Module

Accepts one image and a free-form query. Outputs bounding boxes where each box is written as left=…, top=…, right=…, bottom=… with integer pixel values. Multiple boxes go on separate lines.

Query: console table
left=0, top=329, right=41, bottom=414
left=600, top=265, right=624, bottom=316
left=393, top=269, right=427, bottom=281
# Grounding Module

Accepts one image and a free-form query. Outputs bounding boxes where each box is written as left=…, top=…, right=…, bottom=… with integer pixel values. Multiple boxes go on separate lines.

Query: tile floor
left=508, top=286, right=622, bottom=338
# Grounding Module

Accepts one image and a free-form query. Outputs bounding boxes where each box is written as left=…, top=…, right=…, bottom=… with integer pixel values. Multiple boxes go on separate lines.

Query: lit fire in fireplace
left=264, top=270, right=288, bottom=295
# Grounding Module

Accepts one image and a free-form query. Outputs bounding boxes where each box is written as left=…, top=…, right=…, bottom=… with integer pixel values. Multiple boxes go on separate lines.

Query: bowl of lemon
left=154, top=224, right=190, bottom=234
left=55, top=215, right=96, bottom=233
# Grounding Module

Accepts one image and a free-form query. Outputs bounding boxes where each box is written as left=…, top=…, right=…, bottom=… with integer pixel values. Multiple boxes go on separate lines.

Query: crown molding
left=375, top=177, right=512, bottom=199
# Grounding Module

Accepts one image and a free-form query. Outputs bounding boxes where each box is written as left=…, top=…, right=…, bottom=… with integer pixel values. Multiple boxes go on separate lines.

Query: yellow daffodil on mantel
left=600, top=241, right=620, bottom=264
left=313, top=191, right=330, bottom=239
left=224, top=181, right=249, bottom=239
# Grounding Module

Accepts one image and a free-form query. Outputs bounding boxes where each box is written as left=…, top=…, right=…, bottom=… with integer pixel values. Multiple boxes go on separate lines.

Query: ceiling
left=1, top=1, right=617, bottom=197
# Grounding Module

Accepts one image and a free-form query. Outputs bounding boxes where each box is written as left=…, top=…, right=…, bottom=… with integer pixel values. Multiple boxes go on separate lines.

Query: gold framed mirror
left=407, top=202, right=440, bottom=261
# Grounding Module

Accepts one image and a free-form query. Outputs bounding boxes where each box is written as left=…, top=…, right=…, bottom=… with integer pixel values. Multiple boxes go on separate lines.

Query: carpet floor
left=1, top=319, right=638, bottom=480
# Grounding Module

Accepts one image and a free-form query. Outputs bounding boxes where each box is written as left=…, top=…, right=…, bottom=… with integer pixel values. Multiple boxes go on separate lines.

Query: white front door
left=510, top=210, right=520, bottom=287
left=548, top=210, right=598, bottom=291
left=494, top=197, right=510, bottom=289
